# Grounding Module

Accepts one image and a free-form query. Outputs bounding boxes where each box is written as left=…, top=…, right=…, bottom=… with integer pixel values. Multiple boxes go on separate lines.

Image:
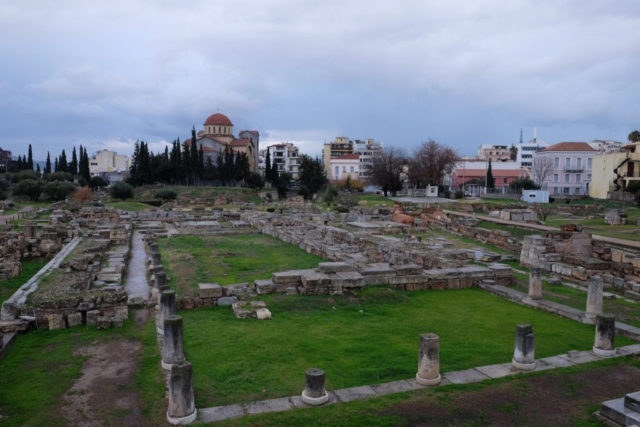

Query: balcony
left=564, top=166, right=584, bottom=172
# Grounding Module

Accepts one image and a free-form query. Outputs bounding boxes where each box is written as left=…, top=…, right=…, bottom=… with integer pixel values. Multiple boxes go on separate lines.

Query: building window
left=577, top=158, right=582, bottom=168
left=588, top=174, right=591, bottom=181
left=554, top=187, right=559, bottom=194
left=334, top=166, right=339, bottom=177
left=554, top=157, right=560, bottom=167
left=576, top=173, right=581, bottom=183
left=575, top=187, right=582, bottom=195
left=350, top=166, right=354, bottom=173
left=564, top=187, right=570, bottom=194
left=565, top=158, right=571, bottom=167
left=553, top=174, right=559, bottom=183
left=342, top=166, right=346, bottom=173
left=565, top=174, right=570, bottom=183
left=588, top=158, right=592, bottom=167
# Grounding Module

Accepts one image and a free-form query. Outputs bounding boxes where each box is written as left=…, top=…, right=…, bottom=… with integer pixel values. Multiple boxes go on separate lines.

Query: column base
left=157, top=326, right=164, bottom=335
left=592, top=346, right=616, bottom=357
left=526, top=295, right=543, bottom=301
left=416, top=373, right=441, bottom=386
left=166, top=408, right=197, bottom=425
left=512, top=359, right=536, bottom=371
left=301, top=390, right=329, bottom=406
left=162, top=360, right=174, bottom=371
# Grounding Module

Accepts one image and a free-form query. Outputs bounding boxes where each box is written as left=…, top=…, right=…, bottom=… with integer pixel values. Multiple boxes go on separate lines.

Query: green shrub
left=155, top=189, right=177, bottom=201
left=266, top=208, right=276, bottom=213
left=43, top=181, right=76, bottom=201
left=140, top=200, right=162, bottom=207
left=626, top=181, right=640, bottom=194
left=335, top=206, right=349, bottom=213
left=89, top=176, right=109, bottom=191
left=454, top=190, right=464, bottom=199
left=13, top=179, right=43, bottom=201
left=110, top=181, right=134, bottom=200
left=297, top=185, right=310, bottom=200
left=44, top=172, right=74, bottom=182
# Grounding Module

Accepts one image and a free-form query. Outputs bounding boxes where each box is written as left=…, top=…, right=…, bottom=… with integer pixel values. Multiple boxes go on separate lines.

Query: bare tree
left=407, top=139, right=459, bottom=188
left=368, top=146, right=407, bottom=196
left=531, top=157, right=555, bottom=187
left=530, top=203, right=555, bottom=222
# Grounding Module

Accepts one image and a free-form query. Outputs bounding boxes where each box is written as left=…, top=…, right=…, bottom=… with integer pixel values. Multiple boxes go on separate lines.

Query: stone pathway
left=124, top=230, right=150, bottom=300
left=197, top=344, right=640, bottom=423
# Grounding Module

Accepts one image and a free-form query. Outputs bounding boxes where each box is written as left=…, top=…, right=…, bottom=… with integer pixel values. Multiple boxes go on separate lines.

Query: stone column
left=586, top=275, right=604, bottom=320
left=416, top=333, right=441, bottom=385
left=512, top=324, right=536, bottom=370
left=593, top=313, right=616, bottom=357
left=167, top=360, right=197, bottom=425
left=162, top=315, right=185, bottom=370
left=301, top=368, right=329, bottom=405
left=151, top=251, right=162, bottom=267
left=527, top=267, right=542, bottom=300
left=157, top=290, right=176, bottom=335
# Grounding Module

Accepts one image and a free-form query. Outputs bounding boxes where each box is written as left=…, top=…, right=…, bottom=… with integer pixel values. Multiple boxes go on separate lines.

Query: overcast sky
left=1, top=0, right=638, bottom=161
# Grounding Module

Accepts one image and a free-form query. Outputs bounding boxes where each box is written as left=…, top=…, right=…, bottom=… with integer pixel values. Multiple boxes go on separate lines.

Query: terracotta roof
left=334, top=154, right=360, bottom=160
left=182, top=138, right=192, bottom=146
left=204, top=113, right=233, bottom=126
left=202, top=146, right=219, bottom=153
left=230, top=138, right=250, bottom=147
left=538, top=142, right=595, bottom=152
left=197, top=130, right=204, bottom=137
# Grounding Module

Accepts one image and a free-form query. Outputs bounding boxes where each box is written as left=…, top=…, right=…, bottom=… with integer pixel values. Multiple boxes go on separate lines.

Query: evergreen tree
left=190, top=127, right=199, bottom=185
left=170, top=139, right=182, bottom=185
left=265, top=148, right=272, bottom=183
left=58, top=150, right=68, bottom=173
left=36, top=164, right=41, bottom=174
left=54, top=158, right=59, bottom=172
left=44, top=151, right=52, bottom=174
left=486, top=159, right=495, bottom=189
left=69, top=146, right=78, bottom=175
left=215, top=149, right=224, bottom=185
left=198, top=145, right=205, bottom=183
left=27, top=144, right=33, bottom=170
left=298, top=155, right=327, bottom=198
left=182, top=142, right=191, bottom=185
left=80, top=146, right=91, bottom=181
left=224, top=145, right=235, bottom=185
left=130, top=141, right=140, bottom=180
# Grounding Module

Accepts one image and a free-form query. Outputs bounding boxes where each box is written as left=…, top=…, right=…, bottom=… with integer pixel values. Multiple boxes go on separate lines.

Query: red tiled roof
left=230, top=138, right=250, bottom=147
left=538, top=142, right=595, bottom=152
left=334, top=154, right=360, bottom=160
left=204, top=113, right=233, bottom=126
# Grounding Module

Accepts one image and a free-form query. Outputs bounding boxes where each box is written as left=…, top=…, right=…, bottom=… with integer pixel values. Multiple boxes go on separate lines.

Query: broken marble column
left=156, top=271, right=169, bottom=305
left=157, top=290, right=176, bottom=335
left=512, top=324, right=536, bottom=370
left=301, top=368, right=329, bottom=405
left=166, top=360, right=197, bottom=425
left=527, top=267, right=542, bottom=300
left=593, top=313, right=616, bottom=357
left=586, top=275, right=604, bottom=320
left=151, top=251, right=162, bottom=267
left=162, top=315, right=185, bottom=370
left=416, top=333, right=441, bottom=385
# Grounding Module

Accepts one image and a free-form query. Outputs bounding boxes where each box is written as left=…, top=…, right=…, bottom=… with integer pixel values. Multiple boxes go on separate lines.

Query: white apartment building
left=259, top=143, right=302, bottom=179
left=89, top=149, right=129, bottom=182
left=322, top=137, right=383, bottom=178
left=588, top=140, right=623, bottom=154
left=516, top=138, right=550, bottom=168
left=353, top=139, right=383, bottom=180
left=477, top=144, right=510, bottom=162
left=535, top=142, right=596, bottom=196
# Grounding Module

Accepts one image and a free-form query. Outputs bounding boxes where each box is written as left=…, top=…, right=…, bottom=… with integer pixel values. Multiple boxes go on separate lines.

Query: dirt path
left=382, top=362, right=640, bottom=426
left=58, top=310, right=156, bottom=427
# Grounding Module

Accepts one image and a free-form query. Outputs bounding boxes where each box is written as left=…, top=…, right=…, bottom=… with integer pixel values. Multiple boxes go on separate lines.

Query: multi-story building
left=590, top=142, right=640, bottom=199
left=322, top=137, right=383, bottom=178
left=0, top=147, right=12, bottom=172
left=328, top=154, right=360, bottom=182
left=450, top=160, right=528, bottom=191
left=588, top=140, right=623, bottom=154
left=477, top=144, right=511, bottom=162
left=535, top=142, right=596, bottom=196
left=515, top=138, right=550, bottom=168
left=89, top=149, right=130, bottom=183
left=259, top=143, right=302, bottom=179
left=353, top=139, right=382, bottom=180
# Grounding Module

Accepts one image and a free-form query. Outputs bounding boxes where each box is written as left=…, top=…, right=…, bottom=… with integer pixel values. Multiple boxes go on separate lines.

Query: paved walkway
left=0, top=205, right=38, bottom=225
left=391, top=196, right=455, bottom=204
left=444, top=210, right=640, bottom=250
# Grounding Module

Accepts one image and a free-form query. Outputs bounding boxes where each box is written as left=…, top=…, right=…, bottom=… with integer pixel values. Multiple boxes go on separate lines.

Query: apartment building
left=535, top=142, right=596, bottom=196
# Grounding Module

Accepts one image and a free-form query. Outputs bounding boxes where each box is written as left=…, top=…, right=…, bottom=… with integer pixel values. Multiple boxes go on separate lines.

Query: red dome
left=204, top=113, right=233, bottom=126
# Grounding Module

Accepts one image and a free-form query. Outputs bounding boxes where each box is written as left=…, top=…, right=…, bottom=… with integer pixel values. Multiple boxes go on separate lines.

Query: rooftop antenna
left=533, top=127, right=537, bottom=143
left=519, top=128, right=523, bottom=144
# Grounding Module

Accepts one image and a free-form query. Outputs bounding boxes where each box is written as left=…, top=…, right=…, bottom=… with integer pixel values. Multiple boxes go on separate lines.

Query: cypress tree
left=69, top=147, right=78, bottom=175
left=486, top=159, right=495, bottom=189
left=265, top=148, right=272, bottom=183
left=54, top=158, right=59, bottom=172
left=27, top=144, right=33, bottom=170
left=190, top=127, right=198, bottom=184
left=59, top=150, right=68, bottom=173
left=45, top=151, right=52, bottom=174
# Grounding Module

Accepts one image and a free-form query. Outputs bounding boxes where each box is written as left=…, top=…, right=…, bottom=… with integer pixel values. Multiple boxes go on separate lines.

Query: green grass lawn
left=158, top=235, right=325, bottom=296
left=354, top=193, right=395, bottom=206
left=0, top=317, right=165, bottom=427
left=476, top=220, right=539, bottom=240
left=182, top=286, right=633, bottom=407
left=134, top=185, right=263, bottom=204
left=0, top=259, right=48, bottom=303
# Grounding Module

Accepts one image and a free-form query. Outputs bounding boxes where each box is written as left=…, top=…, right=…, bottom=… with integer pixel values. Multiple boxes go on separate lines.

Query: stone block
left=223, top=283, right=251, bottom=297
left=48, top=314, right=66, bottom=330
left=391, top=264, right=423, bottom=276
left=331, top=271, right=365, bottom=288
left=86, top=310, right=100, bottom=326
left=198, top=283, right=222, bottom=299
left=300, top=270, right=331, bottom=288
left=254, top=279, right=276, bottom=295
left=318, top=262, right=357, bottom=273
left=112, top=316, right=124, bottom=328
left=272, top=271, right=304, bottom=285
left=217, top=297, right=237, bottom=306
left=67, top=312, right=82, bottom=327
left=256, top=308, right=272, bottom=320
left=285, top=287, right=298, bottom=296
left=96, top=316, right=112, bottom=330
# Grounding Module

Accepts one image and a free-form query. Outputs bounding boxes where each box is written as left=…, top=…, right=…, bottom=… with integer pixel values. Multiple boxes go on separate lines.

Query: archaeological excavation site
left=2, top=191, right=640, bottom=426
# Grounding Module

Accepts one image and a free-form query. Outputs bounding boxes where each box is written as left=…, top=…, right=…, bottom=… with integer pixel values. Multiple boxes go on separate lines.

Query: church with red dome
left=183, top=113, right=259, bottom=172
